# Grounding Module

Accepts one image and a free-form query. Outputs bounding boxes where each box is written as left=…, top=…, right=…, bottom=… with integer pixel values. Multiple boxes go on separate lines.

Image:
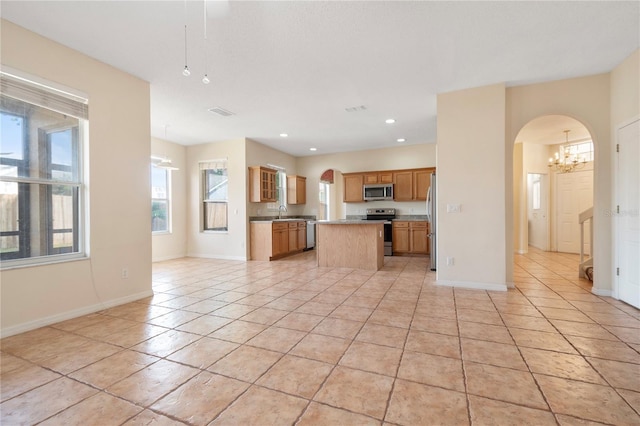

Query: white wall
left=0, top=20, right=152, bottom=337
left=151, top=138, right=187, bottom=262
left=186, top=139, right=248, bottom=260
left=610, top=49, right=639, bottom=298
left=296, top=144, right=437, bottom=218
left=437, top=83, right=507, bottom=291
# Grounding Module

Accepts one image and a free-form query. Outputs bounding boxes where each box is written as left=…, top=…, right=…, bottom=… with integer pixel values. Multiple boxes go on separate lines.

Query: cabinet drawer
left=393, top=221, right=409, bottom=228
left=273, top=223, right=288, bottom=231
left=288, top=222, right=299, bottom=229
left=298, top=222, right=307, bottom=229
left=410, top=222, right=427, bottom=228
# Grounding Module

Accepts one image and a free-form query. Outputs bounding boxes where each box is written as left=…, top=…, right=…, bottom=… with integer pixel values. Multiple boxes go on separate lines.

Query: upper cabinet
left=287, top=175, right=306, bottom=204
left=393, top=168, right=434, bottom=201
left=343, top=168, right=435, bottom=203
left=249, top=166, right=277, bottom=203
left=343, top=174, right=364, bottom=202
left=363, top=172, right=393, bottom=184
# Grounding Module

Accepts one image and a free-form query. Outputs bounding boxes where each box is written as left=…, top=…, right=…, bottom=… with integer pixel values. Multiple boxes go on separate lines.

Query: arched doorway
left=513, top=115, right=595, bottom=281
left=318, top=169, right=344, bottom=221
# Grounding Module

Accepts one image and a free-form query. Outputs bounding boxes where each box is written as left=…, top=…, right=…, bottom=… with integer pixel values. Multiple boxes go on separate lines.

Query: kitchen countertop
left=316, top=220, right=386, bottom=224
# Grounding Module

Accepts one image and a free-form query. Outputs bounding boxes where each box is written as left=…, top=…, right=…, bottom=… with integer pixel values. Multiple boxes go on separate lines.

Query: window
left=532, top=175, right=541, bottom=210
left=201, top=160, right=228, bottom=231
left=560, top=141, right=594, bottom=163
left=319, top=182, right=330, bottom=220
left=151, top=165, right=170, bottom=233
left=0, top=72, right=87, bottom=265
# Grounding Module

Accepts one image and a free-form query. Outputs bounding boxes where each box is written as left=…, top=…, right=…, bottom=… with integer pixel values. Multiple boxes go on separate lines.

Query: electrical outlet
left=446, top=257, right=455, bottom=266
left=121, top=268, right=129, bottom=279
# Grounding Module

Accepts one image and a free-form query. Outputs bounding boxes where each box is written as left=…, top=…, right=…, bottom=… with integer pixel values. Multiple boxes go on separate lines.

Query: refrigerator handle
left=426, top=186, right=432, bottom=223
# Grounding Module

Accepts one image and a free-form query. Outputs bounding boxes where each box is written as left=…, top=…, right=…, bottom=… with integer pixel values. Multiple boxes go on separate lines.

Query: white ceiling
left=2, top=1, right=638, bottom=157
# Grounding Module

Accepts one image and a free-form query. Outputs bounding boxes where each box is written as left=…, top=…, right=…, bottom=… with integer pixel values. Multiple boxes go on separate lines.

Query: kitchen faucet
left=278, top=205, right=287, bottom=219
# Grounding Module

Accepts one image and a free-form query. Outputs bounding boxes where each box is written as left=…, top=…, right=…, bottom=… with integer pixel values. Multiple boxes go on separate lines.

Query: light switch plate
left=446, top=204, right=461, bottom=213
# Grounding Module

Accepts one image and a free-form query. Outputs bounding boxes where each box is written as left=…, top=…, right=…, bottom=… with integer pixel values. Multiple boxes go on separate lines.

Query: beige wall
left=296, top=144, right=437, bottom=218
left=506, top=74, right=611, bottom=294
left=437, top=83, right=507, bottom=290
left=0, top=21, right=152, bottom=337
left=245, top=139, right=305, bottom=219
left=186, top=139, right=247, bottom=260
left=151, top=138, right=188, bottom=261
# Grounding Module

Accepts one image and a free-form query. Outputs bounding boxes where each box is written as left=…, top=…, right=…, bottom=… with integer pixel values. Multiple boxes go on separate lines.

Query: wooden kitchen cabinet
left=250, top=220, right=306, bottom=260
left=364, top=172, right=393, bottom=184
left=392, top=222, right=410, bottom=253
left=393, top=168, right=435, bottom=201
left=343, top=174, right=364, bottom=202
left=393, top=221, right=429, bottom=255
left=393, top=171, right=414, bottom=201
left=297, top=221, right=307, bottom=250
left=414, top=169, right=432, bottom=201
left=287, top=175, right=306, bottom=204
left=249, top=166, right=277, bottom=203
left=272, top=223, right=289, bottom=257
left=409, top=221, right=429, bottom=254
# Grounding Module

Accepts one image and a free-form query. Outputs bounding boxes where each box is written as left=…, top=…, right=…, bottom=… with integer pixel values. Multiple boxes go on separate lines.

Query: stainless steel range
left=364, top=208, right=396, bottom=256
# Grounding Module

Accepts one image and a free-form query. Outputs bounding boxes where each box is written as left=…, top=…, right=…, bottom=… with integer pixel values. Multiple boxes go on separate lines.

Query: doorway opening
left=513, top=115, right=595, bottom=283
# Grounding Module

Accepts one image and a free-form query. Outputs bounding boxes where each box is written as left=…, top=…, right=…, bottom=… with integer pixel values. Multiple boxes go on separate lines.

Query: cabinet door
left=287, top=175, right=307, bottom=204
left=393, top=171, right=413, bottom=201
left=392, top=222, right=410, bottom=252
left=343, top=174, right=364, bottom=202
left=288, top=228, right=297, bottom=253
left=363, top=174, right=379, bottom=184
left=379, top=172, right=393, bottom=183
left=413, top=169, right=432, bottom=201
left=297, top=223, right=306, bottom=250
left=250, top=166, right=277, bottom=202
left=409, top=222, right=428, bottom=254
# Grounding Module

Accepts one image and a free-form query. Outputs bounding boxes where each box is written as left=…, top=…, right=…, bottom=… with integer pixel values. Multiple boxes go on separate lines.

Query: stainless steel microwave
left=363, top=184, right=394, bottom=201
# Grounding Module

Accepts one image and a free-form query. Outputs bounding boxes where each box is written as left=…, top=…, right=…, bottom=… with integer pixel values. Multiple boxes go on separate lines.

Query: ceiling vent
left=208, top=106, right=235, bottom=117
left=345, top=105, right=367, bottom=112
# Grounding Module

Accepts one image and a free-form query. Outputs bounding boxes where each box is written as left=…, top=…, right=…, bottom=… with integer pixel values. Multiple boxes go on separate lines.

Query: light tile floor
left=1, top=248, right=639, bottom=425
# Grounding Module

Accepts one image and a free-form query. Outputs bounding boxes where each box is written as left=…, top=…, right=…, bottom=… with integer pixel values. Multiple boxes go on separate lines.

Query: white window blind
left=0, top=72, right=89, bottom=120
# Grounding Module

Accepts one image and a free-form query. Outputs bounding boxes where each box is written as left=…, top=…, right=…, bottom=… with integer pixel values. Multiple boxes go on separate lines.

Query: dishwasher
left=305, top=220, right=316, bottom=250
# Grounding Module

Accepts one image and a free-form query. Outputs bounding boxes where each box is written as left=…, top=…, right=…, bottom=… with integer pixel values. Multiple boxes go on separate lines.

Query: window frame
left=151, top=164, right=171, bottom=234
left=0, top=72, right=87, bottom=268
left=202, top=164, right=228, bottom=232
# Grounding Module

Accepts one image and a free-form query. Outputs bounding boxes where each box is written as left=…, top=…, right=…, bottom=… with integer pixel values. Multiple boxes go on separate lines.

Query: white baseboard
left=591, top=287, right=613, bottom=297
left=152, top=254, right=186, bottom=262
left=436, top=280, right=508, bottom=292
left=187, top=252, right=247, bottom=261
left=0, top=290, right=153, bottom=339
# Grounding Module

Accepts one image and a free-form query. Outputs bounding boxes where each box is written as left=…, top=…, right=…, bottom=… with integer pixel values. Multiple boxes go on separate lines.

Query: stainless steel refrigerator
left=426, top=172, right=436, bottom=271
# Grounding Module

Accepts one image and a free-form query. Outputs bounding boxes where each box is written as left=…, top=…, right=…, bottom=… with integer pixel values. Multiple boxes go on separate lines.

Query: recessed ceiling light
left=309, top=147, right=317, bottom=151
left=385, top=119, right=396, bottom=124
left=280, top=133, right=288, bottom=137
left=397, top=138, right=406, bottom=143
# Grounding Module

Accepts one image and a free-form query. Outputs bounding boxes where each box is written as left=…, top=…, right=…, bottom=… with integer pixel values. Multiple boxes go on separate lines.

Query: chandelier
left=548, top=130, right=587, bottom=173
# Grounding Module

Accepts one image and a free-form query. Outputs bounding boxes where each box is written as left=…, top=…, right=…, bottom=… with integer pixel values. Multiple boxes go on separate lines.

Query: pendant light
left=182, top=0, right=190, bottom=76
left=202, top=0, right=210, bottom=84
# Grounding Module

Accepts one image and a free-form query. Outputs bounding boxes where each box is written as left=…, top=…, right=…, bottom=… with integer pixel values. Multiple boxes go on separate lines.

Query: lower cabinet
left=250, top=221, right=307, bottom=260
left=393, top=221, right=429, bottom=255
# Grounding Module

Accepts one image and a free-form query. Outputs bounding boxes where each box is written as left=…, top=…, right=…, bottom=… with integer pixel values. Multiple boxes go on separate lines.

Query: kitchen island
left=316, top=220, right=385, bottom=271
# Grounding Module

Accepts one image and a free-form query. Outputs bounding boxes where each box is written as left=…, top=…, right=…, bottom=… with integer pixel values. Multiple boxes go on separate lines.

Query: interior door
left=527, top=173, right=549, bottom=250
left=616, top=119, right=639, bottom=308
left=556, top=170, right=593, bottom=254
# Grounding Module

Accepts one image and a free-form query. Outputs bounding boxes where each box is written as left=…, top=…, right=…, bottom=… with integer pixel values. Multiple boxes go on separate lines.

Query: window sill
left=202, top=230, right=229, bottom=234
left=0, top=253, right=89, bottom=271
